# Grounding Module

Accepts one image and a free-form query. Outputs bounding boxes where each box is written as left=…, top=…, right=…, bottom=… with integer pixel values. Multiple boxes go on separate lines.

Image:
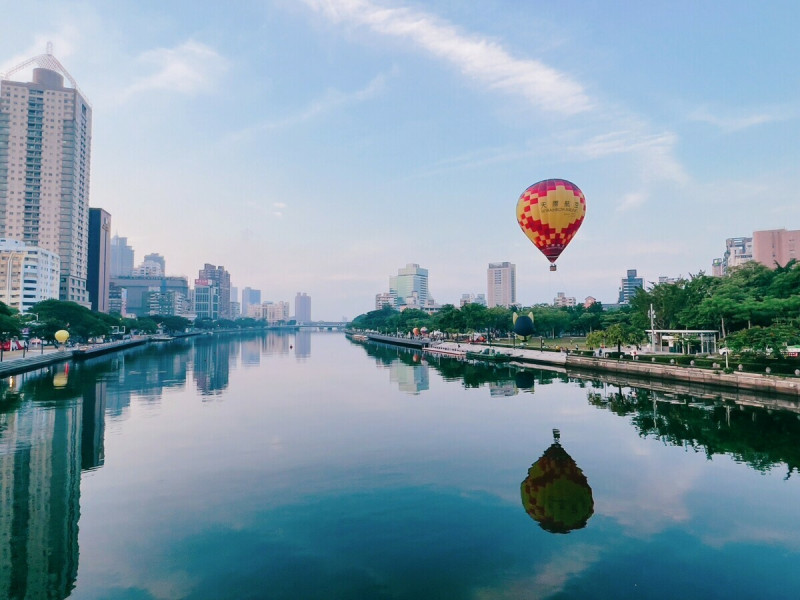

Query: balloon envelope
left=516, top=179, right=586, bottom=269
left=521, top=435, right=594, bottom=534
left=54, top=329, right=70, bottom=343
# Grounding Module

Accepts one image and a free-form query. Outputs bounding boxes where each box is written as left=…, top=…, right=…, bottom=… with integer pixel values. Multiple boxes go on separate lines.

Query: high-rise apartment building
left=110, top=235, right=134, bottom=277
left=194, top=279, right=219, bottom=320
left=553, top=292, right=576, bottom=307
left=487, top=262, right=516, bottom=308
left=0, top=238, right=60, bottom=312
left=715, top=237, right=753, bottom=275
left=198, top=264, right=231, bottom=319
left=389, top=263, right=429, bottom=308
left=87, top=208, right=111, bottom=312
left=0, top=53, right=92, bottom=304
left=753, top=228, right=800, bottom=268
left=618, top=269, right=643, bottom=304
left=295, top=292, right=311, bottom=323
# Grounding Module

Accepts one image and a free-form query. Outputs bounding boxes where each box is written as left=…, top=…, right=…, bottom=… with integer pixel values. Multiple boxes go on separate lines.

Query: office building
left=198, top=264, right=231, bottom=319
left=0, top=238, right=60, bottom=312
left=295, top=292, right=311, bottom=323
left=487, top=262, right=516, bottom=308
left=618, top=269, right=643, bottom=304
left=241, top=287, right=261, bottom=318
left=87, top=208, right=111, bottom=312
left=194, top=279, right=219, bottom=320
left=389, top=263, right=429, bottom=308
left=110, top=235, right=134, bottom=277
left=143, top=253, right=165, bottom=274
left=753, top=228, right=800, bottom=268
left=110, top=275, right=189, bottom=317
left=0, top=53, right=92, bottom=304
left=108, top=283, right=127, bottom=316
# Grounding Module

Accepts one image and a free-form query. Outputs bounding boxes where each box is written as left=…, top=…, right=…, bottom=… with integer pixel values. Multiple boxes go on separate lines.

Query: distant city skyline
left=2, top=3, right=799, bottom=319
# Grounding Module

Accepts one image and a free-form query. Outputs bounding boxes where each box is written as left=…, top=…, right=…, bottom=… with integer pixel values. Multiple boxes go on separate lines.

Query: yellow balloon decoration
left=54, top=329, right=70, bottom=343
left=521, top=429, right=594, bottom=534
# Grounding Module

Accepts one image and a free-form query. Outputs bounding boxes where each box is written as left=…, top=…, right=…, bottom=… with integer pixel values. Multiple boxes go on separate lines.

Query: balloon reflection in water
left=521, top=429, right=594, bottom=533
left=53, top=364, right=69, bottom=389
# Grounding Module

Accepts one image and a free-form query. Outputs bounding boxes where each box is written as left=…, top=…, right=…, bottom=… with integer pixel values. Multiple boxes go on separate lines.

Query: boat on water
left=466, top=348, right=513, bottom=363
left=424, top=345, right=466, bottom=358
left=151, top=335, right=174, bottom=342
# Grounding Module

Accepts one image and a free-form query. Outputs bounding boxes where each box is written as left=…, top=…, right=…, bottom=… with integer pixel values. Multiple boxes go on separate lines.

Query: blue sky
left=2, top=1, right=799, bottom=320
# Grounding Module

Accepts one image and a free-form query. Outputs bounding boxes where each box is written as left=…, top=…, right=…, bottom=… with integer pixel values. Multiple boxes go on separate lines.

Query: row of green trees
left=351, top=301, right=627, bottom=340
left=0, top=299, right=283, bottom=346
left=351, top=260, right=800, bottom=357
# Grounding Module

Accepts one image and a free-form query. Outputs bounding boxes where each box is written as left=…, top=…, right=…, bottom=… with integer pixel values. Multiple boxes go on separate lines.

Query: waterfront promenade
left=349, top=333, right=800, bottom=398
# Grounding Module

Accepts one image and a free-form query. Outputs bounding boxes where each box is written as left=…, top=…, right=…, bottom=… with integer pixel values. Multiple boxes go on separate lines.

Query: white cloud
left=689, top=106, right=791, bottom=133
left=120, top=40, right=227, bottom=100
left=226, top=71, right=388, bottom=141
left=303, top=0, right=592, bottom=115
left=616, top=192, right=647, bottom=212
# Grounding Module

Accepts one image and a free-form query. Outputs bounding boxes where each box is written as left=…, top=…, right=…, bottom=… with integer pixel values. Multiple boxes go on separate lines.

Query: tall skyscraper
left=87, top=208, right=111, bottom=312
left=487, top=262, right=516, bottom=308
left=0, top=52, right=92, bottom=304
left=198, top=264, right=231, bottom=319
left=295, top=292, right=311, bottom=323
left=110, top=235, right=134, bottom=277
left=618, top=269, right=643, bottom=304
left=389, top=263, right=429, bottom=308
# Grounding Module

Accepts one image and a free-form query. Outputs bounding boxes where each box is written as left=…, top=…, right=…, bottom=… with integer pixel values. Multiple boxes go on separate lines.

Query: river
left=1, top=331, right=798, bottom=599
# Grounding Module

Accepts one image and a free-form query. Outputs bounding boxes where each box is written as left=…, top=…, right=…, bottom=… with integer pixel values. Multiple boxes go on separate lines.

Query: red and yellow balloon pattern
left=516, top=179, right=586, bottom=270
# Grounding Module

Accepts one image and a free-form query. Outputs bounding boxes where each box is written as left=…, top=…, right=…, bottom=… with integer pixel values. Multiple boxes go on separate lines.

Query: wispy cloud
left=689, top=106, right=791, bottom=133
left=303, top=0, right=591, bottom=115
left=616, top=191, right=647, bottom=212
left=119, top=40, right=227, bottom=100
left=227, top=71, right=388, bottom=141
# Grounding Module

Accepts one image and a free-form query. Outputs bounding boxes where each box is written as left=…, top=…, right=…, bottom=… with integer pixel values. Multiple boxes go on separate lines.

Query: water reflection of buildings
left=294, top=330, right=311, bottom=360
left=241, top=338, right=262, bottom=368
left=389, top=360, right=430, bottom=394
left=0, top=392, right=81, bottom=598
left=192, top=339, right=231, bottom=396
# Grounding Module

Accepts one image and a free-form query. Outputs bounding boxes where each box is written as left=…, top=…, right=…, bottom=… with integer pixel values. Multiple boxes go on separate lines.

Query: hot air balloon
left=516, top=179, right=586, bottom=271
left=412, top=327, right=420, bottom=337
left=521, top=429, right=594, bottom=534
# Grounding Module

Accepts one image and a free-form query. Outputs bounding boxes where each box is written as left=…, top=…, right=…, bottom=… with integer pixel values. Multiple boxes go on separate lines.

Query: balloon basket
left=549, top=264, right=557, bottom=272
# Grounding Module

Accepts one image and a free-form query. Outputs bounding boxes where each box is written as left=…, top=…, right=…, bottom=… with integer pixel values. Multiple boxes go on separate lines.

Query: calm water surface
left=1, top=332, right=799, bottom=599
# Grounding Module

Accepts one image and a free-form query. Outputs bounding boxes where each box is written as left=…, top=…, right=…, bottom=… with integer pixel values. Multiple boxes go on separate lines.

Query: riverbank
left=348, top=333, right=800, bottom=398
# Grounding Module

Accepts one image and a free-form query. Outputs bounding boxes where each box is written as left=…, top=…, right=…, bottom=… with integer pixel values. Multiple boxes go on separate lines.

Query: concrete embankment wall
left=565, top=355, right=800, bottom=398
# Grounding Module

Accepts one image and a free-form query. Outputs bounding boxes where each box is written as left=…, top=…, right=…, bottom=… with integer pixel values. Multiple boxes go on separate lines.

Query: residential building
left=0, top=238, right=60, bottom=312
left=87, top=208, right=111, bottom=312
left=753, top=228, right=800, bottom=268
left=389, top=263, right=428, bottom=308
left=583, top=296, right=597, bottom=308
left=711, top=258, right=724, bottom=277
left=198, top=264, right=231, bottom=319
left=0, top=54, right=93, bottom=304
left=262, top=301, right=289, bottom=324
left=241, top=287, right=261, bottom=318
left=487, top=262, right=516, bottom=308
left=110, top=235, right=134, bottom=277
left=719, top=237, right=753, bottom=274
left=144, top=289, right=190, bottom=317
left=295, top=292, right=311, bottom=323
left=554, top=292, right=576, bottom=307
left=375, top=291, right=392, bottom=310
left=618, top=269, right=643, bottom=304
